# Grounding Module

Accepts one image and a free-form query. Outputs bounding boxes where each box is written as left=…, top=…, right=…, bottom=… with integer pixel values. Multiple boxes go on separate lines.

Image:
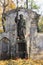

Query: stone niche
left=0, top=8, right=39, bottom=59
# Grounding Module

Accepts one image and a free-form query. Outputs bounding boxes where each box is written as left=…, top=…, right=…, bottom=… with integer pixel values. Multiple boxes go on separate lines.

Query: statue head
left=19, top=14, right=23, bottom=19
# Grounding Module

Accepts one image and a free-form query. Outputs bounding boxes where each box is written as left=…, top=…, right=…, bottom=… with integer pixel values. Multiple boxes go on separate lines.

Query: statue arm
left=15, top=17, right=19, bottom=24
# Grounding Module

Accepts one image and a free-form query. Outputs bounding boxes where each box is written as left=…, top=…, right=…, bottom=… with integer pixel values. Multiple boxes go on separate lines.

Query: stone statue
left=15, top=14, right=26, bottom=40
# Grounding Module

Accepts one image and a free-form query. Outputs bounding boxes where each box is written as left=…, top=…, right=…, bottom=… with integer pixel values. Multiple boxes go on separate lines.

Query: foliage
left=0, top=0, right=16, bottom=13
left=6, top=0, right=16, bottom=11
left=28, top=0, right=39, bottom=9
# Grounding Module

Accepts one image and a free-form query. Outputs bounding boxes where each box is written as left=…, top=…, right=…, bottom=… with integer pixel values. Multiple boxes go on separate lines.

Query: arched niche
left=0, top=37, right=11, bottom=60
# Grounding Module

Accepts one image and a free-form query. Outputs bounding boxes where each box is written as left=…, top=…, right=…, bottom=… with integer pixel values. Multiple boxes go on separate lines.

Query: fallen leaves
left=0, top=59, right=43, bottom=65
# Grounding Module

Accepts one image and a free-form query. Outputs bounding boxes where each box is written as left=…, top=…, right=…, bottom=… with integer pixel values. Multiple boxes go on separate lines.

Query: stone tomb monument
left=0, top=8, right=39, bottom=59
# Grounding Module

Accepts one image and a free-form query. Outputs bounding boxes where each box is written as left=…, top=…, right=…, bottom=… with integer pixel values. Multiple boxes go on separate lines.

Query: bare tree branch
left=0, top=0, right=9, bottom=32
left=0, top=0, right=9, bottom=7
left=0, top=0, right=4, bottom=4
left=3, top=0, right=9, bottom=7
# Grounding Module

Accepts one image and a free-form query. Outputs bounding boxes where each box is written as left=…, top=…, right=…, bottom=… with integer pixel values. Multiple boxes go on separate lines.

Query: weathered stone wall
left=30, top=21, right=43, bottom=60
left=31, top=33, right=43, bottom=60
